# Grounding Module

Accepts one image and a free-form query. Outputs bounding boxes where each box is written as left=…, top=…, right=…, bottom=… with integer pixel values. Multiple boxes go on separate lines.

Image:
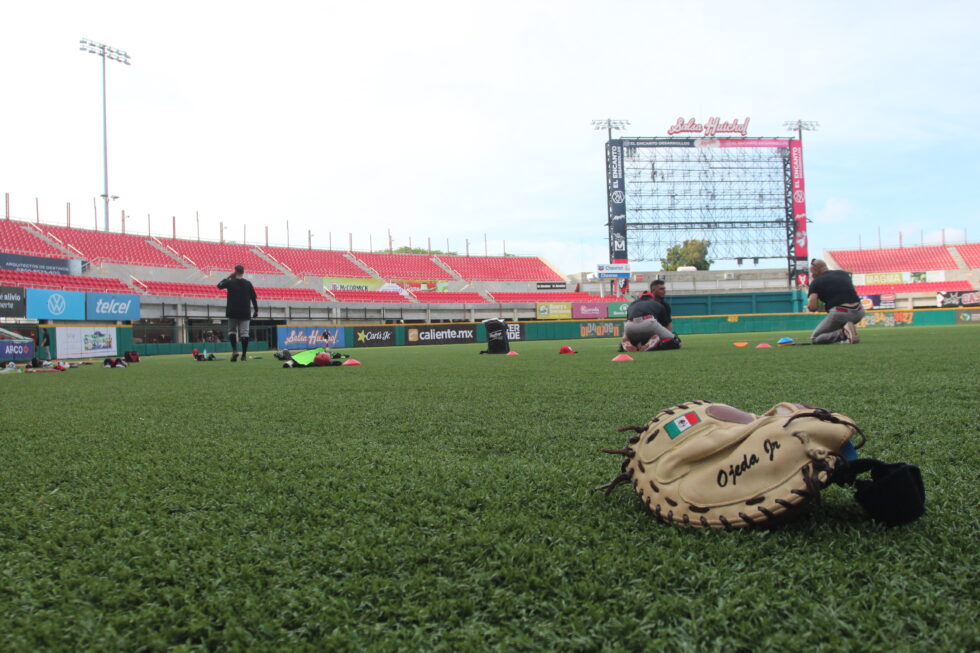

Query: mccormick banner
left=277, top=326, right=346, bottom=350
left=86, top=293, right=140, bottom=321
left=353, top=326, right=396, bottom=347
left=605, top=140, right=627, bottom=263
left=789, top=139, right=809, bottom=262
left=0, top=286, right=26, bottom=318
left=536, top=302, right=572, bottom=320
left=406, top=325, right=476, bottom=345
left=323, top=277, right=384, bottom=291
left=26, top=288, right=86, bottom=320
left=572, top=303, right=607, bottom=319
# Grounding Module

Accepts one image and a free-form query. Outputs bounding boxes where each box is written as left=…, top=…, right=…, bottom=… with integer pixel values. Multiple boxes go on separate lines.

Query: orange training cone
left=342, top=359, right=362, bottom=366
left=506, top=351, right=520, bottom=356
left=756, top=343, right=772, bottom=349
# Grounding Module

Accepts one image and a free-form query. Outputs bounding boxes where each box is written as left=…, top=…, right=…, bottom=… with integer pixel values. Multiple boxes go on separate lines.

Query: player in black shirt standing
left=806, top=259, right=864, bottom=344
left=217, top=265, right=259, bottom=361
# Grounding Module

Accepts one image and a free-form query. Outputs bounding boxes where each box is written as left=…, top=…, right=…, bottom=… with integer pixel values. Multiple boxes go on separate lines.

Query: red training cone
left=506, top=351, right=520, bottom=356
left=342, top=359, right=362, bottom=366
left=612, top=354, right=634, bottom=362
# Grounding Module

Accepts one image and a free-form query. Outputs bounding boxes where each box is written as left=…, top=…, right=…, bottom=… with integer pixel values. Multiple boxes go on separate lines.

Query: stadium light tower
left=80, top=38, right=131, bottom=233
left=592, top=118, right=630, bottom=140
left=784, top=119, right=819, bottom=143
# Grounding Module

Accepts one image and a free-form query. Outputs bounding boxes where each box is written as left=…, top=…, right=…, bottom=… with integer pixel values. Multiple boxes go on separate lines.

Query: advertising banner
left=863, top=272, right=904, bottom=285
left=941, top=291, right=980, bottom=307
left=86, top=293, right=141, bottom=321
left=57, top=326, right=118, bottom=358
left=879, top=293, right=897, bottom=309
left=572, top=302, right=607, bottom=319
left=0, top=252, right=80, bottom=275
left=606, top=140, right=628, bottom=264
left=0, top=286, right=26, bottom=318
left=608, top=301, right=630, bottom=318
left=406, top=324, right=477, bottom=346
left=0, top=339, right=34, bottom=361
left=859, top=295, right=880, bottom=310
left=504, top=322, right=525, bottom=342
left=788, top=139, right=808, bottom=262
left=536, top=302, right=572, bottom=320
left=277, top=326, right=346, bottom=350
left=859, top=311, right=913, bottom=328
left=956, top=309, right=980, bottom=323
left=536, top=282, right=567, bottom=290
left=579, top=321, right=621, bottom=338
left=353, top=326, right=396, bottom=347
left=323, top=277, right=384, bottom=291
left=26, top=288, right=86, bottom=320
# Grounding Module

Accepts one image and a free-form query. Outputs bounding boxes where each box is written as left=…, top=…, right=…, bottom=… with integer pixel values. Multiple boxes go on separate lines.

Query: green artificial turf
left=1, top=326, right=978, bottom=651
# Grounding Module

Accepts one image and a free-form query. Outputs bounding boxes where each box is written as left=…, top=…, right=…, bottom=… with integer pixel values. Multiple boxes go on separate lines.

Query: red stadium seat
left=410, top=291, right=488, bottom=304
left=327, top=290, right=413, bottom=303
left=42, top=225, right=184, bottom=268
left=954, top=244, right=980, bottom=269
left=854, top=281, right=973, bottom=295
left=488, top=292, right=621, bottom=303
left=158, top=238, right=283, bottom=275
left=260, top=247, right=371, bottom=278
left=437, top=255, right=564, bottom=282
left=0, top=269, right=134, bottom=293
left=0, top=220, right=73, bottom=259
left=829, top=246, right=957, bottom=273
left=350, top=252, right=453, bottom=281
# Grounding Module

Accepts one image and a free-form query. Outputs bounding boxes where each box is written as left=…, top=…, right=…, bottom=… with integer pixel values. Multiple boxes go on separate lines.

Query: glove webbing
left=831, top=458, right=925, bottom=526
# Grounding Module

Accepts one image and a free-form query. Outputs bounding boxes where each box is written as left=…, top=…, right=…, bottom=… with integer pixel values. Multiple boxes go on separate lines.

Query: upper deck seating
left=829, top=246, right=957, bottom=273
left=260, top=247, right=371, bottom=278
left=488, top=292, right=620, bottom=303
left=41, top=226, right=182, bottom=268
left=0, top=269, right=133, bottom=293
left=160, top=238, right=283, bottom=275
left=351, top=252, right=453, bottom=280
left=409, top=291, right=488, bottom=304
left=0, top=220, right=72, bottom=259
left=438, top=255, right=564, bottom=281
left=853, top=281, right=973, bottom=296
left=327, top=290, right=413, bottom=304
left=954, top=244, right=980, bottom=269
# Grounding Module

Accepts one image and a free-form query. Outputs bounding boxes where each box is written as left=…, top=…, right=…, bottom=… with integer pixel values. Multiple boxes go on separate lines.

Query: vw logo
left=611, top=190, right=625, bottom=204
left=47, top=293, right=67, bottom=316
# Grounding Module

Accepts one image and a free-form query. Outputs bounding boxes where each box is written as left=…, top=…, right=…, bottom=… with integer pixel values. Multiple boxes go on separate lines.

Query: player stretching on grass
left=217, top=265, right=259, bottom=362
left=619, top=280, right=677, bottom=352
left=806, top=258, right=864, bottom=344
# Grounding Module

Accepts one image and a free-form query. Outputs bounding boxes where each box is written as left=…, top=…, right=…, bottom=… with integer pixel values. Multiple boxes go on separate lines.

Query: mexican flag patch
left=665, top=412, right=701, bottom=439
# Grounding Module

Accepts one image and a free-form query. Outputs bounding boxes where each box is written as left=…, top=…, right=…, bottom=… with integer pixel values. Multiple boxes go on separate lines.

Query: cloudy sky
left=2, top=1, right=977, bottom=275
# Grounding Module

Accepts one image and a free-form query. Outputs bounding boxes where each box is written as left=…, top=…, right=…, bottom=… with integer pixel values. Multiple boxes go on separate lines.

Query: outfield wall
left=29, top=307, right=975, bottom=359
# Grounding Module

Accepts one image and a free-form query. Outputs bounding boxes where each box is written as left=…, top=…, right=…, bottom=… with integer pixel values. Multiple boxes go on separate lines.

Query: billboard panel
left=86, top=293, right=141, bottom=321
left=277, top=326, right=346, bottom=350
left=57, top=326, right=118, bottom=358
left=406, top=325, right=477, bottom=345
left=789, top=139, right=809, bottom=261
left=353, top=326, right=396, bottom=347
left=572, top=303, right=607, bottom=319
left=0, top=252, right=80, bottom=275
left=536, top=302, right=572, bottom=320
left=0, top=286, right=27, bottom=318
left=606, top=140, right=627, bottom=263
left=26, top=288, right=86, bottom=320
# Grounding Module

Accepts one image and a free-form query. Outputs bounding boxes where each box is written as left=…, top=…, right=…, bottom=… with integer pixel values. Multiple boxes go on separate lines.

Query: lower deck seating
left=853, top=281, right=973, bottom=295
left=409, top=292, right=488, bottom=304
left=487, top=292, right=621, bottom=303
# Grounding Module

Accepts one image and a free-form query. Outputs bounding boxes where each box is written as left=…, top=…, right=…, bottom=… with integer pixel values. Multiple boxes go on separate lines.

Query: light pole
left=592, top=118, right=630, bottom=141
left=783, top=119, right=819, bottom=143
left=80, top=38, right=131, bottom=233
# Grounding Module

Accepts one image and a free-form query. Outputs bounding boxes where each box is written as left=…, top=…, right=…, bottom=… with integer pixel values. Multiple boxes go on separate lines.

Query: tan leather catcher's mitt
left=599, top=401, right=863, bottom=529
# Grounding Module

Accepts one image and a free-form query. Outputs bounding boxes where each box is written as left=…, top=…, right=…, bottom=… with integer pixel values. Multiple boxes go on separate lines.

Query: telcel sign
left=86, top=293, right=141, bottom=320
left=597, top=263, right=631, bottom=279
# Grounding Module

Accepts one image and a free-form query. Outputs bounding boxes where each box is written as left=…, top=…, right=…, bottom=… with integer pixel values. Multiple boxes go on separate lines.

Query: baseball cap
left=234, top=265, right=245, bottom=274
left=559, top=345, right=577, bottom=354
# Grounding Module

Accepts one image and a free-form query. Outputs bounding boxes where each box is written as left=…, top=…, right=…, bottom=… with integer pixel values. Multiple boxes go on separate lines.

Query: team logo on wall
left=611, top=190, right=625, bottom=203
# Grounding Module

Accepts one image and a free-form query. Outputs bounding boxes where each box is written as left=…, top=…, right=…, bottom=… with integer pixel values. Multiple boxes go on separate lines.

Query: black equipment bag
left=482, top=319, right=510, bottom=354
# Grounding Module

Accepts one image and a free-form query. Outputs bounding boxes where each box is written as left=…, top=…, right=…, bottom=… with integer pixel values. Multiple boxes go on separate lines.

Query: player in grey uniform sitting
left=619, top=280, right=677, bottom=352
left=807, top=258, right=865, bottom=344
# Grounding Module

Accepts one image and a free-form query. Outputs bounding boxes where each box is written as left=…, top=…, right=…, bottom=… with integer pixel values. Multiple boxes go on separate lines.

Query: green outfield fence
left=34, top=308, right=977, bottom=358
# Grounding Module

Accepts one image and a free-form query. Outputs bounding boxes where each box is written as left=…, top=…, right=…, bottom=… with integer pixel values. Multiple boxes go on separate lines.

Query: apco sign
left=353, top=326, right=395, bottom=347
left=86, top=293, right=141, bottom=321
left=667, top=117, right=750, bottom=137
left=1, top=339, right=34, bottom=361
left=406, top=325, right=476, bottom=345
